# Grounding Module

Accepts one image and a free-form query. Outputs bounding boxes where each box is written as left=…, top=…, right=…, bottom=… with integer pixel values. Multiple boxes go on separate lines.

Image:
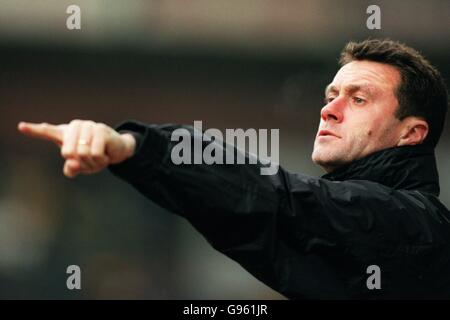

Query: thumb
left=63, top=158, right=81, bottom=178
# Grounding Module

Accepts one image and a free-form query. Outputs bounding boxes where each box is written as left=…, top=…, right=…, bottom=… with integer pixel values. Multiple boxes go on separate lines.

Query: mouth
left=317, top=130, right=340, bottom=138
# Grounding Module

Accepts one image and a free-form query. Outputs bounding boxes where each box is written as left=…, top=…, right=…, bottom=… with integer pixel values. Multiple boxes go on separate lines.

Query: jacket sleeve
left=108, top=120, right=448, bottom=298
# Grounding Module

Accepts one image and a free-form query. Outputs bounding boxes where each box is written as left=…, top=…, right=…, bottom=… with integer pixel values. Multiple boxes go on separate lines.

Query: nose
left=320, top=97, right=344, bottom=123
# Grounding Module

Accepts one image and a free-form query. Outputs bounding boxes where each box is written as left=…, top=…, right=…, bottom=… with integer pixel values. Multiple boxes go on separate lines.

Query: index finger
left=18, top=122, right=64, bottom=145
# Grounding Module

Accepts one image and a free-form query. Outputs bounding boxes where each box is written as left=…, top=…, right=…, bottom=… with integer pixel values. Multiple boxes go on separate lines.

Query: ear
left=397, top=117, right=429, bottom=146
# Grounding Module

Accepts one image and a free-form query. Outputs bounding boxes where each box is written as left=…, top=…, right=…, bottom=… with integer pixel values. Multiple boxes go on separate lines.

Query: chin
left=312, top=146, right=332, bottom=164
left=312, top=149, right=346, bottom=172
left=312, top=159, right=334, bottom=172
left=312, top=151, right=330, bottom=168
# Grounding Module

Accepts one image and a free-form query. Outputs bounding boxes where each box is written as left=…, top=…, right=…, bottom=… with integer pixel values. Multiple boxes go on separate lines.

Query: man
left=18, top=39, right=449, bottom=299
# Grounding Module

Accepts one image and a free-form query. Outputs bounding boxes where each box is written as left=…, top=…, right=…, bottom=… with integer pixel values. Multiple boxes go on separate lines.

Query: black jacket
left=109, top=121, right=450, bottom=299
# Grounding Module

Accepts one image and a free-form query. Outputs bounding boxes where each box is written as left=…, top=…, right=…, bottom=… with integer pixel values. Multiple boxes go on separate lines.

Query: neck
left=321, top=145, right=440, bottom=196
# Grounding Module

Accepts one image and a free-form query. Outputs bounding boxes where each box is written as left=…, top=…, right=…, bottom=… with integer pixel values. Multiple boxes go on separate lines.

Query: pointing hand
left=18, top=120, right=136, bottom=178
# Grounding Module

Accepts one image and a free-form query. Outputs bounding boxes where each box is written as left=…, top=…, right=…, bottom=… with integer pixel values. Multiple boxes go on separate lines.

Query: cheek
left=341, top=125, right=373, bottom=151
left=364, top=119, right=399, bottom=148
left=352, top=114, right=383, bottom=139
left=346, top=122, right=372, bottom=140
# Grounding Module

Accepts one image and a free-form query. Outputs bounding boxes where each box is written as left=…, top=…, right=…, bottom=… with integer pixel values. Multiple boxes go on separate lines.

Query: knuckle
left=70, top=119, right=82, bottom=126
left=93, top=124, right=102, bottom=133
left=41, top=123, right=49, bottom=131
left=83, top=120, right=95, bottom=127
left=97, top=123, right=110, bottom=133
left=60, top=148, right=68, bottom=158
left=61, top=147, right=74, bottom=158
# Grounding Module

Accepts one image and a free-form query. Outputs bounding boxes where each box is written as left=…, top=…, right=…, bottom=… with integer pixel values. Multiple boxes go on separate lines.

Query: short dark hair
left=339, top=38, right=448, bottom=147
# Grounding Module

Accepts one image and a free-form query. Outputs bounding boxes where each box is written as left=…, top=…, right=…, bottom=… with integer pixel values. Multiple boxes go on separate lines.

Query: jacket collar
left=322, top=145, right=440, bottom=196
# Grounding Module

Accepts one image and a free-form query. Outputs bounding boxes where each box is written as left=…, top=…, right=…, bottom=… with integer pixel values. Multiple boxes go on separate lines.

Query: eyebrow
left=324, top=83, right=379, bottom=98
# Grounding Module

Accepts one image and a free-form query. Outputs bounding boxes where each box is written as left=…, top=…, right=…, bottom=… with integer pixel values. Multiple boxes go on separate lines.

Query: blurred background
left=0, top=0, right=449, bottom=299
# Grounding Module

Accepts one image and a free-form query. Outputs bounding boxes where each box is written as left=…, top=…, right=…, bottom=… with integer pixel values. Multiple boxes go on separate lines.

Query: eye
left=353, top=97, right=366, bottom=105
left=324, top=96, right=336, bottom=104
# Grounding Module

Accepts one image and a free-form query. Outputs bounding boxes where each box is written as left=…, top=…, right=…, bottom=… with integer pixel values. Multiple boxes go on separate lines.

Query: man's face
left=312, top=60, right=403, bottom=172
